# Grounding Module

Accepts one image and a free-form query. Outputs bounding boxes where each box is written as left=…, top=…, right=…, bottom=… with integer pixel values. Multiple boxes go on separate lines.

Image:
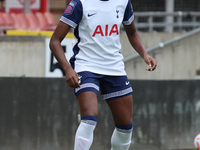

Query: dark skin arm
left=124, top=21, right=157, bottom=71
left=49, top=21, right=80, bottom=88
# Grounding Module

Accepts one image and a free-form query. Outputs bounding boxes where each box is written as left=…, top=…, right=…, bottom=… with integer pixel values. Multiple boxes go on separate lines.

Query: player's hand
left=65, top=68, right=81, bottom=88
left=143, top=55, right=157, bottom=71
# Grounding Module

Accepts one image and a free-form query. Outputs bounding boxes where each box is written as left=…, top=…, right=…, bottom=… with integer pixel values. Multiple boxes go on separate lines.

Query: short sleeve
left=60, top=0, right=83, bottom=28
left=123, top=0, right=134, bottom=25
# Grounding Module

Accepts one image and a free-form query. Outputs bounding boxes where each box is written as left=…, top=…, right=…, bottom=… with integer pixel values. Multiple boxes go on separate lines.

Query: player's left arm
left=123, top=21, right=157, bottom=71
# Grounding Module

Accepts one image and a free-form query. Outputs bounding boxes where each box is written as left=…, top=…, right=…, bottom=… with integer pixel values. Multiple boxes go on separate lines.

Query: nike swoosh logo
left=88, top=13, right=97, bottom=17
left=125, top=81, right=130, bottom=85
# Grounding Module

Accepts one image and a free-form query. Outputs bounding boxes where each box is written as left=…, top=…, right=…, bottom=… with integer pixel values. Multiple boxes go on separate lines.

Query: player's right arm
left=49, top=22, right=80, bottom=88
left=50, top=0, right=82, bottom=88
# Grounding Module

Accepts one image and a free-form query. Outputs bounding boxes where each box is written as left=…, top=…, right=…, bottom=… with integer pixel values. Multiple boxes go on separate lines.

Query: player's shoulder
left=69, top=0, right=82, bottom=7
left=66, top=0, right=83, bottom=10
left=120, top=0, right=130, bottom=6
left=115, top=0, right=130, bottom=9
left=70, top=0, right=82, bottom=4
left=64, top=0, right=83, bottom=16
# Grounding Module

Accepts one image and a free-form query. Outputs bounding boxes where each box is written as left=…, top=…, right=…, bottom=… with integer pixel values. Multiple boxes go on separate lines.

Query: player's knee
left=114, top=115, right=133, bottom=126
left=80, top=108, right=98, bottom=117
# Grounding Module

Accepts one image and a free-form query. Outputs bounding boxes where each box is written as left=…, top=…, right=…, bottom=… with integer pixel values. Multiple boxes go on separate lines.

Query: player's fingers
left=69, top=77, right=80, bottom=88
left=75, top=82, right=81, bottom=88
left=146, top=58, right=157, bottom=71
left=66, top=77, right=77, bottom=88
left=73, top=78, right=80, bottom=88
left=145, top=57, right=151, bottom=67
left=151, top=59, right=157, bottom=71
left=149, top=60, right=157, bottom=71
left=75, top=73, right=81, bottom=88
left=66, top=78, right=73, bottom=87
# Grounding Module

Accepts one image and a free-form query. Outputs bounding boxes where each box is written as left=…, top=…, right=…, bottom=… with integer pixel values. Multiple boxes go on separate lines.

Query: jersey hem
left=76, top=69, right=127, bottom=76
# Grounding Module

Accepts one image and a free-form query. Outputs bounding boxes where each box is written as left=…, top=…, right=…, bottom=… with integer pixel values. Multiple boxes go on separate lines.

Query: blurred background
left=0, top=0, right=200, bottom=150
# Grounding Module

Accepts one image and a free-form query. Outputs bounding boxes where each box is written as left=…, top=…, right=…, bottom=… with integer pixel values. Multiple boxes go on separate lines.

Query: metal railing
left=123, top=27, right=200, bottom=62
left=133, top=11, right=200, bottom=32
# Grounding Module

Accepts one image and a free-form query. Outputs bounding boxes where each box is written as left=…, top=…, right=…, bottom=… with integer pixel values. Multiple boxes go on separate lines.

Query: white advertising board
left=45, top=37, right=73, bottom=78
left=6, top=0, right=40, bottom=12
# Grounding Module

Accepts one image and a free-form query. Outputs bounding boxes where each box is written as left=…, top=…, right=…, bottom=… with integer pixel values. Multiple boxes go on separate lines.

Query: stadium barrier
left=133, top=11, right=200, bottom=32
left=1, top=31, right=200, bottom=79
left=6, top=30, right=73, bottom=38
left=0, top=78, right=199, bottom=150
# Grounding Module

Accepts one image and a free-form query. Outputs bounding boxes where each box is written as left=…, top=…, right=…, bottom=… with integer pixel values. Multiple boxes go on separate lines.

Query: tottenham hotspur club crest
left=116, top=9, right=119, bottom=18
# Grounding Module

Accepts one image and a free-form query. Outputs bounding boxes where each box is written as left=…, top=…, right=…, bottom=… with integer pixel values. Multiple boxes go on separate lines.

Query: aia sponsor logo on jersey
left=92, top=24, right=119, bottom=37
left=65, top=0, right=77, bottom=15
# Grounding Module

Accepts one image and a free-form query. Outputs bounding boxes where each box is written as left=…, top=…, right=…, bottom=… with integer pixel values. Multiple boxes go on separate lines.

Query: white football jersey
left=60, top=0, right=134, bottom=75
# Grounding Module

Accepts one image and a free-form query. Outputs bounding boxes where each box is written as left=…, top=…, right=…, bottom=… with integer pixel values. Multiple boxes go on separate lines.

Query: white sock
left=74, top=121, right=96, bottom=150
left=110, top=128, right=132, bottom=150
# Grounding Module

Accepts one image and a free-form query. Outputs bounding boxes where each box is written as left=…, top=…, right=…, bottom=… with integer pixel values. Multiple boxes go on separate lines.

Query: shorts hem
left=102, top=87, right=133, bottom=100
left=75, top=88, right=99, bottom=98
left=105, top=92, right=132, bottom=101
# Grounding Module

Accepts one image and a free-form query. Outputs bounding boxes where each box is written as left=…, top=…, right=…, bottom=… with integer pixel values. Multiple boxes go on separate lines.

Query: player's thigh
left=106, top=94, right=133, bottom=125
left=77, top=91, right=99, bottom=117
left=75, top=71, right=101, bottom=117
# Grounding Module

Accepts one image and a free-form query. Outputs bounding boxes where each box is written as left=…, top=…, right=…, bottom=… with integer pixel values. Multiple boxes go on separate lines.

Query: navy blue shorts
left=74, top=71, right=133, bottom=100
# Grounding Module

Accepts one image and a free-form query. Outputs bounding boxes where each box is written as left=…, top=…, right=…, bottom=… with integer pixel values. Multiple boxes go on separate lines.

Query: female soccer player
left=49, top=0, right=157, bottom=149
